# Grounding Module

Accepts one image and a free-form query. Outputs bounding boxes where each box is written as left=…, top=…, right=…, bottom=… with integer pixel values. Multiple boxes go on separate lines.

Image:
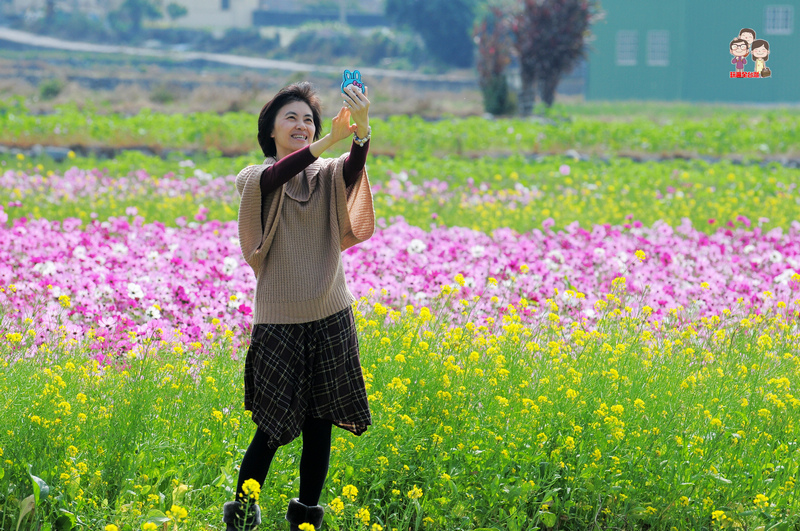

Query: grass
left=2, top=282, right=798, bottom=530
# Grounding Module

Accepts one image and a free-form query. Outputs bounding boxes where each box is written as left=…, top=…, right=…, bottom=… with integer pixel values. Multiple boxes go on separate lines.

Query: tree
left=474, top=6, right=514, bottom=114
left=385, top=0, right=479, bottom=68
left=510, top=0, right=597, bottom=113
left=166, top=3, right=188, bottom=22
left=111, top=0, right=163, bottom=33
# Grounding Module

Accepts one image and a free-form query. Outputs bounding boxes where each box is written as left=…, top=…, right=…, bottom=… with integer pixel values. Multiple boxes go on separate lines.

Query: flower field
left=1, top=103, right=800, bottom=531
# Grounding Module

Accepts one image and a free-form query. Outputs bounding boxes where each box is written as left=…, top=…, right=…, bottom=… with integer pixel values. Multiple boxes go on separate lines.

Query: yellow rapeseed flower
left=241, top=478, right=260, bottom=501
left=407, top=485, right=423, bottom=500
left=356, top=507, right=370, bottom=525
left=754, top=494, right=769, bottom=509
left=298, top=524, right=315, bottom=531
left=329, top=497, right=344, bottom=515
left=342, top=484, right=358, bottom=501
left=142, top=523, right=158, bottom=531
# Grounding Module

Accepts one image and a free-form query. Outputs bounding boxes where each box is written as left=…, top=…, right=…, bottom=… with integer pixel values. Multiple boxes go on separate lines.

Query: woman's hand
left=330, top=106, right=356, bottom=143
left=343, top=85, right=370, bottom=138
left=309, top=106, right=356, bottom=158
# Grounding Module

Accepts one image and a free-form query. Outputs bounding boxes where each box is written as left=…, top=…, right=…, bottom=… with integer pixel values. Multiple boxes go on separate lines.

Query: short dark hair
left=730, top=38, right=749, bottom=55
left=257, top=82, right=322, bottom=158
left=739, top=28, right=756, bottom=40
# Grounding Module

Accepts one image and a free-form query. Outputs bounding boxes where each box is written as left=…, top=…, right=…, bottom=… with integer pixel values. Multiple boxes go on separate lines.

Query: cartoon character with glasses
left=729, top=37, right=749, bottom=74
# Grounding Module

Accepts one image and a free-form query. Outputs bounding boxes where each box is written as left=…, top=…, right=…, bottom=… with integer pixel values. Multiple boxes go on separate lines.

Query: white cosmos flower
left=73, top=246, right=87, bottom=260
left=127, top=282, right=144, bottom=299
left=470, top=245, right=486, bottom=258
left=228, top=292, right=246, bottom=309
left=111, top=243, right=128, bottom=256
left=34, top=261, right=57, bottom=276
left=145, top=305, right=161, bottom=320
left=222, top=256, right=238, bottom=275
left=147, top=251, right=160, bottom=262
left=50, top=286, right=65, bottom=298
left=196, top=249, right=208, bottom=260
left=743, top=244, right=755, bottom=254
left=769, top=251, right=783, bottom=263
left=593, top=248, right=606, bottom=260
left=775, top=269, right=796, bottom=285
left=407, top=239, right=426, bottom=254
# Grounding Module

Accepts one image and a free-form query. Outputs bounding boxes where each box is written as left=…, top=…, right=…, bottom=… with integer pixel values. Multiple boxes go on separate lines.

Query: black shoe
left=223, top=500, right=262, bottom=531
left=285, top=498, right=325, bottom=531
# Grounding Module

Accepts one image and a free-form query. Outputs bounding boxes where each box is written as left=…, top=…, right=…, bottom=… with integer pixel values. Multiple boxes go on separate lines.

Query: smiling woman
left=224, top=81, right=375, bottom=531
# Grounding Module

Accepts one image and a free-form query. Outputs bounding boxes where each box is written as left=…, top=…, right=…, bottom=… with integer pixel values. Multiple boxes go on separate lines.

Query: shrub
left=38, top=79, right=65, bottom=101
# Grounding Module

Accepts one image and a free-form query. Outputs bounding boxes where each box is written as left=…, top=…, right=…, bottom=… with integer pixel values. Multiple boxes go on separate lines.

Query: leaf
left=55, top=512, right=76, bottom=531
left=765, top=522, right=789, bottom=531
left=145, top=509, right=171, bottom=524
left=709, top=473, right=731, bottom=484
left=16, top=495, right=35, bottom=531
left=540, top=511, right=557, bottom=528
left=30, top=473, right=51, bottom=503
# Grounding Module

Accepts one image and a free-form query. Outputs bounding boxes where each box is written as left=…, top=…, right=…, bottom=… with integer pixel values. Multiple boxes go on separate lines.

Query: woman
left=224, top=81, right=374, bottom=531
left=751, top=39, right=771, bottom=77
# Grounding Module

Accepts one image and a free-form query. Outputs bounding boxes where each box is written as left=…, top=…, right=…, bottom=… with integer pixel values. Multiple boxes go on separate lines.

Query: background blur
left=0, top=0, right=797, bottom=117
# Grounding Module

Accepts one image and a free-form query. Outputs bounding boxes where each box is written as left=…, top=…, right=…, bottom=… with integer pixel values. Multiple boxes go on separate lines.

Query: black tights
left=235, top=417, right=333, bottom=507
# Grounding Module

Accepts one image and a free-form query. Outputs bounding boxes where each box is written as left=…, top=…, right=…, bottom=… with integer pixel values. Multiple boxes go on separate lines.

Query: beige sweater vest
left=235, top=152, right=375, bottom=324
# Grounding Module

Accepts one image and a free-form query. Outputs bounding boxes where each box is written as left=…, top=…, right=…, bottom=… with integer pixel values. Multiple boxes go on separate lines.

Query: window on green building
left=647, top=30, right=669, bottom=66
left=616, top=30, right=638, bottom=66
left=765, top=5, right=793, bottom=35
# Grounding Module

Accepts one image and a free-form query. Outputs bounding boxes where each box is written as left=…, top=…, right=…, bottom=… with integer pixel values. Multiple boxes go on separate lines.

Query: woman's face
left=272, top=100, right=315, bottom=159
left=752, top=45, right=769, bottom=59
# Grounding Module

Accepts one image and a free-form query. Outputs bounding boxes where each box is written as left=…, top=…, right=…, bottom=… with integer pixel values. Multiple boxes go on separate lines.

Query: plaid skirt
left=244, top=306, right=372, bottom=448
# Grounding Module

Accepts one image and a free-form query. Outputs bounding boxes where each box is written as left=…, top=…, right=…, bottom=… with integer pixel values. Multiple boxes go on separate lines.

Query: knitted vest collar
left=263, top=156, right=323, bottom=203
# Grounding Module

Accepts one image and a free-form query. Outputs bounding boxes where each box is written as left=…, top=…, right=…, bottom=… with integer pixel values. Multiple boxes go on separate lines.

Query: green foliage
left=2, top=99, right=799, bottom=159
left=166, top=2, right=188, bottom=21
left=38, top=79, right=65, bottom=101
left=109, top=0, right=163, bottom=34
left=385, top=0, right=479, bottom=68
left=149, top=83, right=180, bottom=104
left=479, top=73, right=516, bottom=116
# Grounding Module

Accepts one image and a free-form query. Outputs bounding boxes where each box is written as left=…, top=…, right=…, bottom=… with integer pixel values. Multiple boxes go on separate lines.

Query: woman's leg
left=235, top=427, right=279, bottom=501
left=298, top=417, right=333, bottom=506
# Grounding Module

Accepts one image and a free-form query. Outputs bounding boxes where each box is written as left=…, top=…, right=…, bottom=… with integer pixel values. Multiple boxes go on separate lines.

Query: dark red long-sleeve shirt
left=260, top=140, right=369, bottom=202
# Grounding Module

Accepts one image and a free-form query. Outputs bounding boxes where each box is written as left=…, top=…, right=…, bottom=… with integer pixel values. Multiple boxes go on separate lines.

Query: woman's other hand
left=330, top=106, right=355, bottom=143
left=310, top=106, right=354, bottom=157
left=343, top=85, right=370, bottom=138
